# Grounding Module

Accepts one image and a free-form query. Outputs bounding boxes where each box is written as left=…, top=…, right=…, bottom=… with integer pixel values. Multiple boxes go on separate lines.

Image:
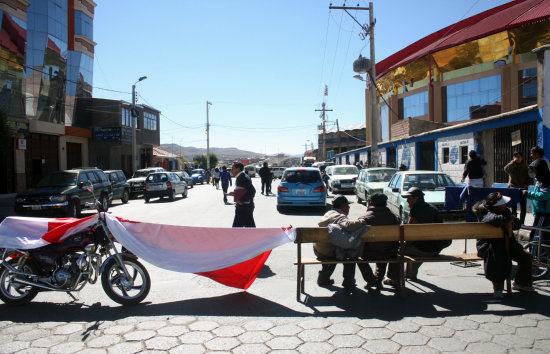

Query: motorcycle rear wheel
left=101, top=255, right=150, bottom=305
left=0, top=259, right=39, bottom=306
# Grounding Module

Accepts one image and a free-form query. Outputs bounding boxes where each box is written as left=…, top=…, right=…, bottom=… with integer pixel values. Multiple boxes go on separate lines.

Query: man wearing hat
left=316, top=195, right=369, bottom=290
left=359, top=193, right=400, bottom=290
left=385, top=187, right=450, bottom=286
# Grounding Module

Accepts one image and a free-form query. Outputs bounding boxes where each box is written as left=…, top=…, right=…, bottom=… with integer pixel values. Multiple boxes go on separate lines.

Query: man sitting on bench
left=385, top=187, right=451, bottom=286
left=315, top=195, right=370, bottom=291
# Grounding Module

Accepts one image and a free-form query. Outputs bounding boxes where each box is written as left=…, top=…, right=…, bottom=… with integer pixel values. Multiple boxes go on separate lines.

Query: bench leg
left=297, top=263, right=302, bottom=301
left=301, top=264, right=305, bottom=294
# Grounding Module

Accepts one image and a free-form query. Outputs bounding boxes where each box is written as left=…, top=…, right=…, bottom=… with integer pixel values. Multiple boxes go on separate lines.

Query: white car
left=127, top=167, right=165, bottom=198
left=325, top=165, right=359, bottom=193
left=271, top=167, right=285, bottom=179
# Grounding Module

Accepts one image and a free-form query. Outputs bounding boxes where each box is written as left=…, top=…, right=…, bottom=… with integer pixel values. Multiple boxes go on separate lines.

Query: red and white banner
left=0, top=214, right=296, bottom=289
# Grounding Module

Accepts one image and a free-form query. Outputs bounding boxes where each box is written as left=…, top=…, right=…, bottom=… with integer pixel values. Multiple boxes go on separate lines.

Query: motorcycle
left=0, top=182, right=151, bottom=306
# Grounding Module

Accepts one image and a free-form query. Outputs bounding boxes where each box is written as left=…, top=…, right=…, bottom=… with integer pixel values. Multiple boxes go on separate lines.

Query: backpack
left=328, top=224, right=369, bottom=260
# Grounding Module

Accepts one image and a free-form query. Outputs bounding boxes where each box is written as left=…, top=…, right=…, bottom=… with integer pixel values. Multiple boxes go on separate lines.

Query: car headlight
left=50, top=195, right=67, bottom=202
left=15, top=197, right=25, bottom=203
left=333, top=181, right=341, bottom=186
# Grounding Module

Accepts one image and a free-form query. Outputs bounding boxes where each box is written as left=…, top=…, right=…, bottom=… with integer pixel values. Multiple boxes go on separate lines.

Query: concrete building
left=334, top=0, right=550, bottom=187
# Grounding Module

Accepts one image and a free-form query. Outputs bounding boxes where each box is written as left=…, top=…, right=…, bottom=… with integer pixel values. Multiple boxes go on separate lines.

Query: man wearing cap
left=316, top=195, right=369, bottom=290
left=359, top=193, right=400, bottom=290
left=385, top=187, right=450, bottom=286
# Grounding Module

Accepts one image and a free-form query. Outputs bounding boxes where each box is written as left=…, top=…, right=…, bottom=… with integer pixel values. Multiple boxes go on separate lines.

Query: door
left=387, top=147, right=396, bottom=168
left=418, top=140, right=435, bottom=170
left=493, top=121, right=537, bottom=183
left=66, top=142, right=82, bottom=170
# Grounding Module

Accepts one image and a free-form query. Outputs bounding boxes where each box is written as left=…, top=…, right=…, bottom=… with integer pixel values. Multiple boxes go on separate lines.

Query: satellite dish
left=353, top=55, right=371, bottom=74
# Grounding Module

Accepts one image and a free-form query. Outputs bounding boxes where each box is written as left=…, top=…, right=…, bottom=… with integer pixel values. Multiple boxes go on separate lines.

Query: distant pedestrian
left=259, top=162, right=271, bottom=195
left=461, top=150, right=486, bottom=187
left=204, top=169, right=211, bottom=185
left=220, top=166, right=232, bottom=204
left=228, top=162, right=256, bottom=227
left=213, top=167, right=220, bottom=189
left=504, top=151, right=532, bottom=224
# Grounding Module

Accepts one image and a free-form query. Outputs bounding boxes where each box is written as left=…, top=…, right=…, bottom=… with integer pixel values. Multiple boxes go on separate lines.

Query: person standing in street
left=524, top=146, right=550, bottom=242
left=227, top=162, right=256, bottom=227
left=213, top=167, right=220, bottom=189
left=504, top=151, right=532, bottom=224
left=461, top=150, right=487, bottom=187
left=259, top=162, right=271, bottom=195
left=220, top=165, right=232, bottom=204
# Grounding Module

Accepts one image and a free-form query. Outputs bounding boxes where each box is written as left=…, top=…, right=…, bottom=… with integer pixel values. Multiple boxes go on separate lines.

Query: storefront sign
left=16, top=138, right=26, bottom=150
left=450, top=146, right=459, bottom=164
left=94, top=127, right=122, bottom=141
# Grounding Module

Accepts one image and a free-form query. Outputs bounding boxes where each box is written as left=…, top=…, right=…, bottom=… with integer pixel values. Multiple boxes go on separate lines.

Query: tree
left=193, top=153, right=218, bottom=170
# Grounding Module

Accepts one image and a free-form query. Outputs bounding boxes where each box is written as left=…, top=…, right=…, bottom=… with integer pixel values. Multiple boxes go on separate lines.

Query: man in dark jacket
left=258, top=162, right=271, bottom=195
left=359, top=193, right=400, bottom=290
left=228, top=162, right=256, bottom=227
left=504, top=151, right=532, bottom=224
left=461, top=150, right=487, bottom=187
left=385, top=187, right=450, bottom=286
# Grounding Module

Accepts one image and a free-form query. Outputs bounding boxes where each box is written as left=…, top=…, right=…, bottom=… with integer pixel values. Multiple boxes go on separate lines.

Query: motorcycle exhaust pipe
left=12, top=277, right=67, bottom=292
left=2, top=261, right=37, bottom=279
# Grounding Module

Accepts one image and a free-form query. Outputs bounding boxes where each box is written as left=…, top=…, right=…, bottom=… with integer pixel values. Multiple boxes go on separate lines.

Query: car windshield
left=282, top=170, right=321, bottom=184
left=367, top=170, right=395, bottom=182
left=402, top=174, right=455, bottom=191
left=147, top=174, right=168, bottom=183
left=133, top=170, right=153, bottom=178
left=192, top=169, right=203, bottom=174
left=334, top=167, right=358, bottom=175
left=36, top=172, right=77, bottom=187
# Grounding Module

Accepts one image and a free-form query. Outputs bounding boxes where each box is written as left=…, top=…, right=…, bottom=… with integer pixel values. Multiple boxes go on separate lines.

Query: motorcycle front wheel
left=101, top=255, right=150, bottom=305
left=0, top=259, right=39, bottom=306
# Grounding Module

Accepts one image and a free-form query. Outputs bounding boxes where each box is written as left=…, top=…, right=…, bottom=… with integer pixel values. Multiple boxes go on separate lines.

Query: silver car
left=144, top=172, right=188, bottom=203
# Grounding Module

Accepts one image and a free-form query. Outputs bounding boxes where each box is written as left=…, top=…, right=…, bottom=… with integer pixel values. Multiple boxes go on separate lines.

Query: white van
left=244, top=165, right=257, bottom=177
left=271, top=167, right=286, bottom=179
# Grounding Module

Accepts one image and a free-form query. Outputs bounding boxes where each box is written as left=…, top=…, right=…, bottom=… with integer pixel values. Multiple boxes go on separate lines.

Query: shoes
left=365, top=280, right=383, bottom=290
left=317, top=279, right=334, bottom=287
left=512, top=282, right=536, bottom=292
left=261, top=192, right=264, bottom=195
left=493, top=290, right=504, bottom=299
left=382, top=277, right=398, bottom=287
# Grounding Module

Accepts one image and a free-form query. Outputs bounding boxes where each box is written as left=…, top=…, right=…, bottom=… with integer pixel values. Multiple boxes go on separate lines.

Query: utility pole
left=330, top=2, right=378, bottom=166
left=132, top=76, right=147, bottom=173
left=315, top=102, right=332, bottom=161
left=206, top=101, right=212, bottom=171
left=336, top=119, right=341, bottom=154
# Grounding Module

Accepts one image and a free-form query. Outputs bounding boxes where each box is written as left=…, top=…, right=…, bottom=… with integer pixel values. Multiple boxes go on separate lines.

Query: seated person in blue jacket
left=472, top=192, right=534, bottom=299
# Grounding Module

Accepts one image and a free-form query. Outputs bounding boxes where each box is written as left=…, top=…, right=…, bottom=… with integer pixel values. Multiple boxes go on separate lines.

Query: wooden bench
left=294, top=223, right=511, bottom=301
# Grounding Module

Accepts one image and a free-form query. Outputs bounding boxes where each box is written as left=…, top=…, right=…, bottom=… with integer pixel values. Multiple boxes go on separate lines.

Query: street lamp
left=132, top=76, right=147, bottom=173
left=206, top=101, right=212, bottom=171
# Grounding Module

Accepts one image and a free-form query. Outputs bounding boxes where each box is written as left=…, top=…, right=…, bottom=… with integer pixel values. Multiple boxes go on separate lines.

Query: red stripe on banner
left=43, top=215, right=95, bottom=243
left=196, top=250, right=271, bottom=289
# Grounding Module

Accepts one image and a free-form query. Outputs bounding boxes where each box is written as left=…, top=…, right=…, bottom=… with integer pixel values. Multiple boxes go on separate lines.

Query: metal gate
left=493, top=121, right=537, bottom=183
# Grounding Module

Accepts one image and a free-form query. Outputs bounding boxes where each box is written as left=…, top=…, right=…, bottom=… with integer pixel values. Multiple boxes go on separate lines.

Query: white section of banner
left=0, top=216, right=55, bottom=249
left=105, top=214, right=296, bottom=272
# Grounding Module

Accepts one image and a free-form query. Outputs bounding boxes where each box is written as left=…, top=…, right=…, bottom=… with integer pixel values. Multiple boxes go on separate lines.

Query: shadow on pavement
left=2, top=280, right=549, bottom=324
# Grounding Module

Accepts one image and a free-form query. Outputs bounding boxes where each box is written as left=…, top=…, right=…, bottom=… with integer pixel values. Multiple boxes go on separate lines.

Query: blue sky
left=92, top=0, right=506, bottom=156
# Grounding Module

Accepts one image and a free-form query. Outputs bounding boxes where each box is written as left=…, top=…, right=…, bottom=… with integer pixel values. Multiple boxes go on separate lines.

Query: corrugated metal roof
left=376, top=0, right=550, bottom=78
left=153, top=147, right=178, bottom=158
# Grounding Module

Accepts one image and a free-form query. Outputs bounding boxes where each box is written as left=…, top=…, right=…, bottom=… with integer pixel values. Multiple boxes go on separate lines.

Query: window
left=443, top=148, right=450, bottom=164
left=122, top=108, right=131, bottom=127
left=519, top=67, right=537, bottom=107
left=400, top=91, right=428, bottom=119
left=460, top=146, right=469, bottom=164
left=381, top=104, right=389, bottom=141
left=445, top=75, right=501, bottom=122
left=144, top=111, right=158, bottom=130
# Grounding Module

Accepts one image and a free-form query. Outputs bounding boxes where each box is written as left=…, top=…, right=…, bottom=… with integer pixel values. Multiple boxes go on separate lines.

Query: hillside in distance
left=159, top=144, right=264, bottom=161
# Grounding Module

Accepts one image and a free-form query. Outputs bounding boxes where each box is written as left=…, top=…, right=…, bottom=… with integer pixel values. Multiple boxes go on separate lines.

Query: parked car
left=325, top=165, right=359, bottom=194
left=271, top=167, right=286, bottom=179
left=127, top=167, right=165, bottom=198
left=175, top=171, right=194, bottom=188
left=14, top=168, right=112, bottom=218
left=383, top=170, right=465, bottom=223
left=355, top=167, right=397, bottom=204
left=244, top=165, right=257, bottom=177
left=144, top=172, right=188, bottom=203
left=191, top=169, right=205, bottom=184
left=104, top=170, right=130, bottom=204
left=277, top=167, right=326, bottom=212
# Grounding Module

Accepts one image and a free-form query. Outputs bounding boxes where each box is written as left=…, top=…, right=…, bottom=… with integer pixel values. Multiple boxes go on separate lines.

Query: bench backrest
left=295, top=222, right=507, bottom=243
